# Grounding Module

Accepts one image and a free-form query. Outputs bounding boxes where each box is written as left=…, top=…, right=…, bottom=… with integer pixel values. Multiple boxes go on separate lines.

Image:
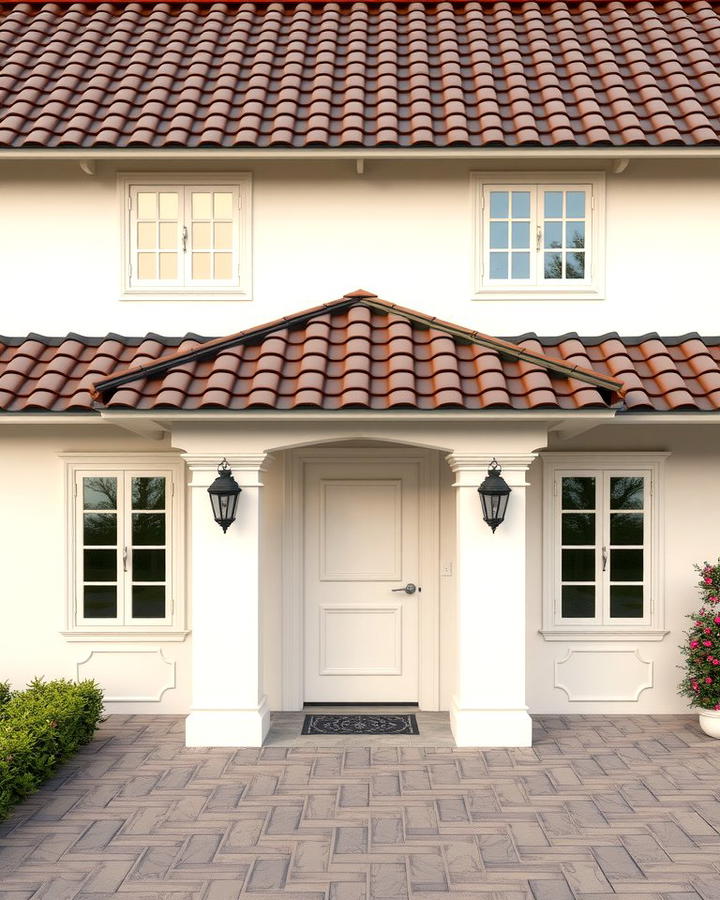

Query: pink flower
left=705, top=628, right=712, bottom=634
left=715, top=704, right=720, bottom=711
left=693, top=683, right=700, bottom=691
left=703, top=641, right=713, bottom=647
left=706, top=677, right=713, bottom=684
left=705, top=577, right=713, bottom=584
left=713, top=660, right=719, bottom=666
left=715, top=616, right=720, bottom=625
left=691, top=640, right=699, bottom=648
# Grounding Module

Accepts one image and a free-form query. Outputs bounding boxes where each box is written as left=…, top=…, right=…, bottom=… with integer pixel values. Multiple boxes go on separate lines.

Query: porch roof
left=1, top=291, right=720, bottom=413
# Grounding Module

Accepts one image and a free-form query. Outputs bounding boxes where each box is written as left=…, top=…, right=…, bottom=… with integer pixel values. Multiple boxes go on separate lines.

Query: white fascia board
left=2, top=148, right=720, bottom=161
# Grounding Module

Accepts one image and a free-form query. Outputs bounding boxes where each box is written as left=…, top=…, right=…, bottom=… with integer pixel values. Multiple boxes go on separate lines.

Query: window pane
left=544, top=222, right=562, bottom=249
left=214, top=192, right=233, bottom=218
left=511, top=221, right=530, bottom=249
left=84, top=586, right=117, bottom=619
left=192, top=252, right=211, bottom=279
left=566, top=191, right=586, bottom=218
left=158, top=253, right=177, bottom=280
left=611, top=549, right=643, bottom=582
left=132, top=477, right=165, bottom=510
left=511, top=252, right=530, bottom=279
left=610, top=477, right=644, bottom=509
left=158, top=192, right=178, bottom=219
left=561, top=477, right=595, bottom=510
left=489, top=221, right=508, bottom=249
left=566, top=221, right=585, bottom=248
left=137, top=192, right=156, bottom=218
left=192, top=192, right=212, bottom=219
left=544, top=252, right=562, bottom=279
left=83, top=513, right=117, bottom=546
left=138, top=253, right=156, bottom=279
left=214, top=222, right=233, bottom=249
left=214, top=254, right=233, bottom=280
left=544, top=191, right=563, bottom=218
left=562, top=585, right=595, bottom=618
left=566, top=252, right=585, bottom=279
left=562, top=513, right=595, bottom=545
left=489, top=252, right=508, bottom=279
left=489, top=191, right=508, bottom=218
left=562, top=548, right=595, bottom=581
left=511, top=191, right=530, bottom=218
left=83, top=477, right=117, bottom=510
left=133, top=549, right=166, bottom=582
left=193, top=222, right=211, bottom=248
left=137, top=222, right=155, bottom=250
left=159, top=223, right=177, bottom=250
left=132, top=586, right=166, bottom=619
left=610, top=586, right=643, bottom=618
left=132, top=513, right=165, bottom=545
left=84, top=549, right=116, bottom=582
left=610, top=513, right=643, bottom=545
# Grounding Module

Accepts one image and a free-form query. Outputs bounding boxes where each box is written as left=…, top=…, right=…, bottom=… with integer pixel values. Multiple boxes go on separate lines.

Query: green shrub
left=0, top=678, right=103, bottom=820
left=0, top=682, right=10, bottom=707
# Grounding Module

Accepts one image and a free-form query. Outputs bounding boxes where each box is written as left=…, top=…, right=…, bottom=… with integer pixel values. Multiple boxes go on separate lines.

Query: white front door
left=303, top=460, right=420, bottom=702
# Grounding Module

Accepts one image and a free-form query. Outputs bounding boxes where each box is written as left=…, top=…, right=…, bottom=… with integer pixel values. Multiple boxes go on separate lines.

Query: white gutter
left=1, top=148, right=720, bottom=161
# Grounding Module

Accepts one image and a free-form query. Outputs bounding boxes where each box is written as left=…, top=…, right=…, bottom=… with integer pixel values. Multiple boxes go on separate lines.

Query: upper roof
left=1, top=290, right=720, bottom=413
left=3, top=1, right=720, bottom=149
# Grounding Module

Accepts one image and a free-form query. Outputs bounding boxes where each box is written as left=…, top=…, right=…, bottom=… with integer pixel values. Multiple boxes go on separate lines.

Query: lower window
left=75, top=469, right=174, bottom=627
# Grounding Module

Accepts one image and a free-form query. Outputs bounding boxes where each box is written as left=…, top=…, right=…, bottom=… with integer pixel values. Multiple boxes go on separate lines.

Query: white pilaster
left=447, top=452, right=536, bottom=747
left=183, top=453, right=272, bottom=747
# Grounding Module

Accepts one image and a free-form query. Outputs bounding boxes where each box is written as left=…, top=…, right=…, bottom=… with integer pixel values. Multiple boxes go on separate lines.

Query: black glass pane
left=133, top=549, right=166, bottom=582
left=83, top=477, right=117, bottom=510
left=83, top=585, right=117, bottom=618
left=561, top=477, right=596, bottom=510
left=132, top=477, right=165, bottom=510
left=610, top=513, right=643, bottom=546
left=610, top=585, right=644, bottom=618
left=132, top=513, right=165, bottom=546
left=562, top=513, right=595, bottom=545
left=83, top=513, right=117, bottom=546
left=562, top=549, right=595, bottom=581
left=132, top=586, right=166, bottom=618
left=610, top=549, right=643, bottom=582
left=83, top=549, right=117, bottom=582
left=610, top=477, right=644, bottom=510
left=562, top=585, right=595, bottom=618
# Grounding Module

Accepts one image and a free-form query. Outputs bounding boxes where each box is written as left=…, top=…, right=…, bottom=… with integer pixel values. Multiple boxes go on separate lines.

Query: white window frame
left=540, top=453, right=669, bottom=641
left=61, top=454, right=188, bottom=642
left=119, top=173, right=252, bottom=300
left=471, top=172, right=605, bottom=300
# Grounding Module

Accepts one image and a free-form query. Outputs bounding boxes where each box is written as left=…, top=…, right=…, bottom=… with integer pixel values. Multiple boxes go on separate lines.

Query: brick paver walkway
left=1, top=714, right=720, bottom=899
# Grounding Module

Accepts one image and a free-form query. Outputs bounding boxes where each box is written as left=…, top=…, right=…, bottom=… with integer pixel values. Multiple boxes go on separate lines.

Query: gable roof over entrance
left=3, top=1, right=720, bottom=149
left=1, top=290, right=720, bottom=414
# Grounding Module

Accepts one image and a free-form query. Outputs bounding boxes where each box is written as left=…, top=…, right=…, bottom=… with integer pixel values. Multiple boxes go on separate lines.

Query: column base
left=450, top=700, right=532, bottom=747
left=185, top=697, right=270, bottom=747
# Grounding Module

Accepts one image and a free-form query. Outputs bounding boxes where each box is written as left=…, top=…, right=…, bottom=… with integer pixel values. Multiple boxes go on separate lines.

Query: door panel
left=304, top=461, right=420, bottom=702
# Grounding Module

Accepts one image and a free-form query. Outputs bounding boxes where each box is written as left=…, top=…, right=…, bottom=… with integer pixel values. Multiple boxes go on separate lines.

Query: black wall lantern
left=208, top=458, right=242, bottom=533
left=477, top=458, right=511, bottom=533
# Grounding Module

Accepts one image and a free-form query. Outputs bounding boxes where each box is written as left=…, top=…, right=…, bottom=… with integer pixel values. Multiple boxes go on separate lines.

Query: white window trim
left=118, top=172, right=252, bottom=301
left=540, top=452, right=669, bottom=642
left=61, top=453, right=188, bottom=642
left=470, top=171, right=606, bottom=301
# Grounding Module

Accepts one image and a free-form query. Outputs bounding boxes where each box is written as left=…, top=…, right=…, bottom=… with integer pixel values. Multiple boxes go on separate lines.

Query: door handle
left=391, top=583, right=417, bottom=595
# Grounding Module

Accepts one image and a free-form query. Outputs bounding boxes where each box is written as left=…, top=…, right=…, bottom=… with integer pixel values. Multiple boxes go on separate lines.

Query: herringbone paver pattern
left=1, top=714, right=719, bottom=899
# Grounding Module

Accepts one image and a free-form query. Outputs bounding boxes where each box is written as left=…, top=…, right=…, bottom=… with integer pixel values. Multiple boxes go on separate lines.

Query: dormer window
left=472, top=173, right=605, bottom=300
left=120, top=174, right=251, bottom=299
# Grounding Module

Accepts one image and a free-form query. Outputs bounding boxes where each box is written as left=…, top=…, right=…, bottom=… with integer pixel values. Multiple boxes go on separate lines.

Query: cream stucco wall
left=0, top=158, right=718, bottom=337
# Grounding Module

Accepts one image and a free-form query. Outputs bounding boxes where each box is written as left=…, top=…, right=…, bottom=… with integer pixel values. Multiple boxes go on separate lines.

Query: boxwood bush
left=0, top=678, right=103, bottom=820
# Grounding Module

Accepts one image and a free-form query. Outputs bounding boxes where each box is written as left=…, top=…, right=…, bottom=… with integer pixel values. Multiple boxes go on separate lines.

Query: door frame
left=281, top=447, right=440, bottom=710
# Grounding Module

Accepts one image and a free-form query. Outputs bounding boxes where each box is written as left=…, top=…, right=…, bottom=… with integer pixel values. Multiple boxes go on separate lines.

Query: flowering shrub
left=678, top=559, right=720, bottom=710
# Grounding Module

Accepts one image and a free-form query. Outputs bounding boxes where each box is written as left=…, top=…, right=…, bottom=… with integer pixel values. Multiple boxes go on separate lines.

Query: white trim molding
left=540, top=452, right=669, bottom=642
left=554, top=647, right=654, bottom=702
left=76, top=647, right=176, bottom=702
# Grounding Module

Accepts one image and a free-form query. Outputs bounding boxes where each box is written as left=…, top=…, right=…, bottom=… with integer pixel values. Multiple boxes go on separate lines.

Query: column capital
left=446, top=452, right=537, bottom=487
left=182, top=452, right=274, bottom=487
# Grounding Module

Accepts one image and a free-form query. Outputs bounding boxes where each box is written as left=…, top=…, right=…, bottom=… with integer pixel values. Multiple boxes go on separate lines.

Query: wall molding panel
left=554, top=648, right=654, bottom=702
left=76, top=648, right=176, bottom=702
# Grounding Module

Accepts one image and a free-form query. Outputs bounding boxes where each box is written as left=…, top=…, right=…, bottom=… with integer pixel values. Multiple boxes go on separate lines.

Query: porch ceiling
left=1, top=290, right=720, bottom=413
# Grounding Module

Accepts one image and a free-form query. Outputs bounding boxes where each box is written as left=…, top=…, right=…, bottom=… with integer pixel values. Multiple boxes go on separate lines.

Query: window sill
left=61, top=630, right=190, bottom=643
left=539, top=629, right=669, bottom=642
left=472, top=288, right=604, bottom=302
left=121, top=290, right=251, bottom=302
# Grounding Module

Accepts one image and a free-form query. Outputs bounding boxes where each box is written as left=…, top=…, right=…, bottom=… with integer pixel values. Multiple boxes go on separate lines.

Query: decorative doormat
left=301, top=713, right=419, bottom=736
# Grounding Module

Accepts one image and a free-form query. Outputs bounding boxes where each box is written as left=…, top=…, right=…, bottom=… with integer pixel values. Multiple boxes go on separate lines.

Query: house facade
left=1, top=0, right=720, bottom=747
